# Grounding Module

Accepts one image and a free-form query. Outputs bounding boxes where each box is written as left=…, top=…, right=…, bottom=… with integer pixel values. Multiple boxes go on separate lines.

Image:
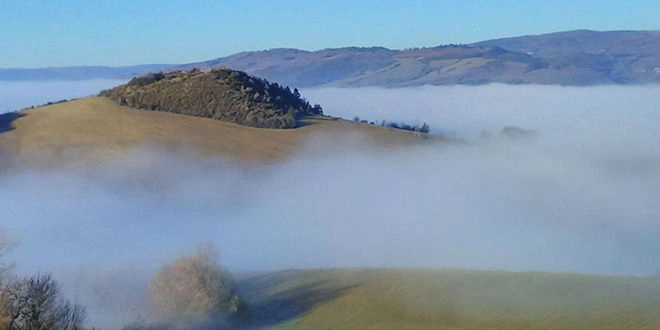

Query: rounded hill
left=100, top=68, right=323, bottom=129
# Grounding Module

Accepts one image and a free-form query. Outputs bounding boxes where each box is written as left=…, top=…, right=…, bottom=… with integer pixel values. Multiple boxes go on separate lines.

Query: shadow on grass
left=0, top=112, right=25, bottom=134
left=294, top=119, right=313, bottom=128
left=296, top=114, right=340, bottom=128
left=235, top=271, right=357, bottom=329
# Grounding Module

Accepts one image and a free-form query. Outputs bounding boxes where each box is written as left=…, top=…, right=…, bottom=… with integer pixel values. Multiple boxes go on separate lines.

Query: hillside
left=236, top=268, right=660, bottom=329
left=181, top=45, right=546, bottom=87
left=100, top=68, right=323, bottom=129
left=0, top=97, right=433, bottom=168
left=3, top=30, right=660, bottom=86
left=183, top=30, right=660, bottom=86
left=476, top=30, right=660, bottom=84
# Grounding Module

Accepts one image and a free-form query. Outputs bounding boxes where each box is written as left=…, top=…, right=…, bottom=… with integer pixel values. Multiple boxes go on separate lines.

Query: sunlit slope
left=0, top=97, right=431, bottom=166
left=237, top=269, right=660, bottom=330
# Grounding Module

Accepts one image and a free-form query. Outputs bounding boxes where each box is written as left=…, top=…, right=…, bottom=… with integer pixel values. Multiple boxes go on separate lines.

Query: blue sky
left=1, top=0, right=658, bottom=68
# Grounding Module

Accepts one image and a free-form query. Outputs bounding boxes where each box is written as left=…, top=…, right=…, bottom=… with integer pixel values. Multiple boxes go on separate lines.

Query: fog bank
left=0, top=79, right=126, bottom=113
left=1, top=84, right=659, bottom=327
left=304, top=84, right=660, bottom=144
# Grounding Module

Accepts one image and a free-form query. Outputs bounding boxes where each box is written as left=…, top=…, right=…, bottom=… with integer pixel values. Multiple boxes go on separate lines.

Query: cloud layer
left=0, top=79, right=126, bottom=113
left=1, top=83, right=659, bottom=327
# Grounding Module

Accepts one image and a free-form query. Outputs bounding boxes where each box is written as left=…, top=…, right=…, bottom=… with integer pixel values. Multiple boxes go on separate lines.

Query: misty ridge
left=1, top=83, right=659, bottom=327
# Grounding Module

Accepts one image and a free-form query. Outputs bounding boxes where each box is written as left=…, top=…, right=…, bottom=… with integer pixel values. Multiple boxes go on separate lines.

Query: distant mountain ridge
left=3, top=30, right=660, bottom=86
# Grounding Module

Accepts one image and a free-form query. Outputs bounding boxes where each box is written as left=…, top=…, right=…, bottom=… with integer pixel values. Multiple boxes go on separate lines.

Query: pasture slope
left=237, top=269, right=660, bottom=330
left=0, top=97, right=430, bottom=168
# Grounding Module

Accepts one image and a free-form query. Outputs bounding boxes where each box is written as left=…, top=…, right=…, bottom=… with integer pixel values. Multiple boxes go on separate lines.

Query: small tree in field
left=148, top=244, right=246, bottom=329
left=419, top=122, right=430, bottom=134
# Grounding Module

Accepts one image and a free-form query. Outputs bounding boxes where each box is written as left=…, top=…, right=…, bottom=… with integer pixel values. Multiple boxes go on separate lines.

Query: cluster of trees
left=19, top=99, right=72, bottom=112
left=0, top=227, right=244, bottom=330
left=404, top=43, right=468, bottom=51
left=256, top=78, right=323, bottom=116
left=352, top=116, right=430, bottom=134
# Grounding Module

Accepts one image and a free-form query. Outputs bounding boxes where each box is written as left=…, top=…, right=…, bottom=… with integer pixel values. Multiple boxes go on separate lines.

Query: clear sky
left=2, top=0, right=659, bottom=68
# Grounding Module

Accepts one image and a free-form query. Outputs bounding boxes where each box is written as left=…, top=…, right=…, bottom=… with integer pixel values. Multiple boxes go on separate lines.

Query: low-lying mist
left=0, top=79, right=127, bottom=113
left=1, top=84, right=659, bottom=328
left=304, top=84, right=660, bottom=144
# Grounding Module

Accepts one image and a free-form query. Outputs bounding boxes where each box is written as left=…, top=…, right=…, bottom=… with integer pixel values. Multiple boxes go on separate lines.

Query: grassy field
left=236, top=268, right=660, bottom=330
left=0, top=97, right=437, bottom=168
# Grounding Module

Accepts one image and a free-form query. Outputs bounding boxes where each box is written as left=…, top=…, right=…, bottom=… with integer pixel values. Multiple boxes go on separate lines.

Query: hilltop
left=100, top=68, right=323, bottom=129
left=3, top=30, right=660, bottom=86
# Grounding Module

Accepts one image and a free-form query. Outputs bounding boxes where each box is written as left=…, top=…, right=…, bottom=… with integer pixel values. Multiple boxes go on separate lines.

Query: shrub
left=148, top=244, right=246, bottom=329
left=419, top=122, right=430, bottom=134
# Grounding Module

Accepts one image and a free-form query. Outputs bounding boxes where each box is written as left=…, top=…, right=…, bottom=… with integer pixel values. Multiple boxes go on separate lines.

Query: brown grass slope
left=0, top=97, right=434, bottom=168
left=237, top=268, right=660, bottom=330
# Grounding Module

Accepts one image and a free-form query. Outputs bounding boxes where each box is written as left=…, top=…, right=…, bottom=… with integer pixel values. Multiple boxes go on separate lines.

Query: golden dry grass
left=0, top=97, right=437, bottom=168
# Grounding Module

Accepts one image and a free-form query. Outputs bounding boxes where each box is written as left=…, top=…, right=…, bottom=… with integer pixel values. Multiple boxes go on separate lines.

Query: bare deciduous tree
left=0, top=273, right=86, bottom=330
left=0, top=228, right=16, bottom=283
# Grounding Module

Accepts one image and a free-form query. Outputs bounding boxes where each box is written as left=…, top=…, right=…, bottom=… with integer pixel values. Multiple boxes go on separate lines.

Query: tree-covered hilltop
left=100, top=68, right=323, bottom=129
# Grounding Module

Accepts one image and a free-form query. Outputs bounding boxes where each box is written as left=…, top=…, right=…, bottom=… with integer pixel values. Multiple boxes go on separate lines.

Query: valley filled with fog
left=0, top=79, right=127, bottom=113
left=1, top=82, right=659, bottom=327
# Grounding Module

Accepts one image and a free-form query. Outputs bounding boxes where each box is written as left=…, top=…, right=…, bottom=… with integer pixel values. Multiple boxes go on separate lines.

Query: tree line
left=352, top=116, right=430, bottom=134
left=0, top=227, right=245, bottom=330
